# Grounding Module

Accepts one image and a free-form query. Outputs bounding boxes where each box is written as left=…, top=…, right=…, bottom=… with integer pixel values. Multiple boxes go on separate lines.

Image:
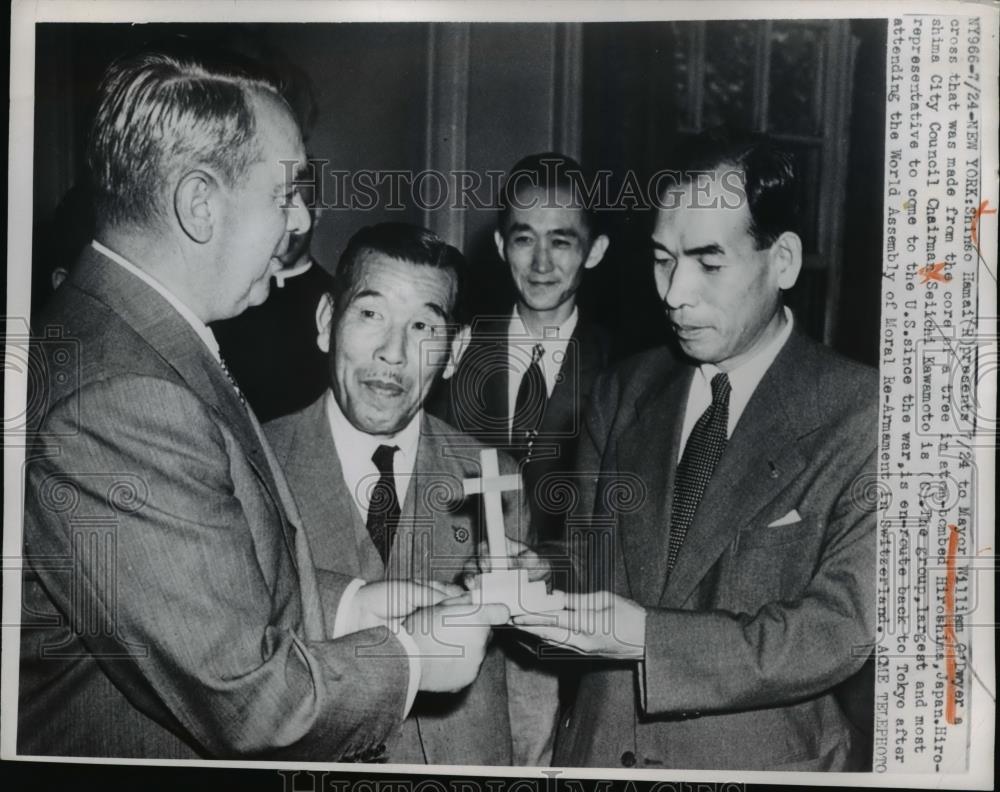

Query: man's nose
left=286, top=191, right=311, bottom=235
left=376, top=323, right=407, bottom=365
left=532, top=244, right=554, bottom=273
left=664, top=259, right=698, bottom=310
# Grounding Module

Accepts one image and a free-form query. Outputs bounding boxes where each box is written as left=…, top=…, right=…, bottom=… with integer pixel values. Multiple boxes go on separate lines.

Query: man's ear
left=584, top=233, right=610, bottom=270
left=442, top=324, right=472, bottom=380
left=769, top=231, right=803, bottom=290
left=174, top=169, right=219, bottom=244
left=493, top=229, right=507, bottom=262
left=315, top=293, right=335, bottom=353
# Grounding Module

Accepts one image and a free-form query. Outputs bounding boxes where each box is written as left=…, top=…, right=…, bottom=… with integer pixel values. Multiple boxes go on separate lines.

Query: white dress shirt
left=324, top=390, right=422, bottom=522
left=324, top=391, right=423, bottom=715
left=678, top=307, right=795, bottom=460
left=506, top=305, right=579, bottom=435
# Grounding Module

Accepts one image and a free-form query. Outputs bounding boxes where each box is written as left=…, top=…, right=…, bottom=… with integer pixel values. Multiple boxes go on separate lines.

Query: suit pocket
left=739, top=517, right=813, bottom=549
left=720, top=516, right=824, bottom=610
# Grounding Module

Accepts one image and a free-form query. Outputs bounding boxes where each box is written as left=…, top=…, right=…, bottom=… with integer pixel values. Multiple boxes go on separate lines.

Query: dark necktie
left=367, top=444, right=401, bottom=565
left=511, top=343, right=546, bottom=454
left=666, top=372, right=732, bottom=575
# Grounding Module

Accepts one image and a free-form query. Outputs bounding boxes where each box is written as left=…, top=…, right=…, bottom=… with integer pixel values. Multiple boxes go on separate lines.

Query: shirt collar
left=92, top=239, right=221, bottom=362
left=324, top=389, right=422, bottom=471
left=509, top=304, right=579, bottom=341
left=695, top=306, right=795, bottom=408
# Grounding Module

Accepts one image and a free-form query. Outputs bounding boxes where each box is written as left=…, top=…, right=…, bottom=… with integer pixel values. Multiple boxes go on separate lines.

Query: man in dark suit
left=266, top=222, right=551, bottom=765
left=18, top=50, right=504, bottom=760
left=435, top=154, right=613, bottom=760
left=515, top=132, right=877, bottom=771
left=442, top=152, right=612, bottom=546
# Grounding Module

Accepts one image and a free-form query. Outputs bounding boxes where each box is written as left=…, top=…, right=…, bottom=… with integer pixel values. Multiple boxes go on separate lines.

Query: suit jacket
left=18, top=247, right=410, bottom=760
left=439, top=313, right=611, bottom=548
left=265, top=397, right=529, bottom=765
left=555, top=330, right=878, bottom=771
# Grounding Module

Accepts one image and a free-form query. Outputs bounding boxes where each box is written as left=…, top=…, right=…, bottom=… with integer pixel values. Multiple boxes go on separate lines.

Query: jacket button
left=620, top=750, right=636, bottom=767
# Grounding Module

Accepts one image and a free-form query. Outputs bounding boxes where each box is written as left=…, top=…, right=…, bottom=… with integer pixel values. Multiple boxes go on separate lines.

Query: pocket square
left=767, top=509, right=801, bottom=527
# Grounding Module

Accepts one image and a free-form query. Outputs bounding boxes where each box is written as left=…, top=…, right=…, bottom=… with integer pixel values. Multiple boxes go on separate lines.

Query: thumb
left=478, top=602, right=513, bottom=626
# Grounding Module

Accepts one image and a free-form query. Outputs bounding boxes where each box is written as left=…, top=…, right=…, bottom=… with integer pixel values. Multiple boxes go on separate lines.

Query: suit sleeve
left=24, top=375, right=409, bottom=759
left=639, top=445, right=877, bottom=715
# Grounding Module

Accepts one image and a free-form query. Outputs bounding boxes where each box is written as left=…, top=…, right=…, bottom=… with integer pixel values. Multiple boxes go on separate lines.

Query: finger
left=460, top=555, right=482, bottom=574
left=513, top=624, right=588, bottom=652
left=425, top=579, right=463, bottom=598
left=511, top=609, right=569, bottom=628
left=479, top=602, right=513, bottom=626
left=438, top=590, right=475, bottom=607
left=407, top=582, right=452, bottom=610
left=439, top=601, right=511, bottom=626
left=563, top=590, right=615, bottom=612
left=511, top=550, right=550, bottom=582
left=460, top=571, right=480, bottom=591
left=476, top=541, right=493, bottom=573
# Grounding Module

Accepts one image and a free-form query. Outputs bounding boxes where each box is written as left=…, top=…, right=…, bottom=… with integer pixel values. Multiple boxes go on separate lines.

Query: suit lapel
left=485, top=323, right=511, bottom=430
left=282, top=396, right=365, bottom=577
left=72, top=249, right=269, bottom=473
left=391, top=427, right=423, bottom=582
left=616, top=367, right=693, bottom=604
left=660, top=334, right=813, bottom=607
left=540, top=340, right=576, bottom=436
left=70, top=249, right=298, bottom=559
left=399, top=417, right=474, bottom=583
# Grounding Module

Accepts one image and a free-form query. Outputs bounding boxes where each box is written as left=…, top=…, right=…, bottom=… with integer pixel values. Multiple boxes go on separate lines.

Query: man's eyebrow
left=548, top=227, right=583, bottom=239
left=506, top=222, right=535, bottom=234
left=651, top=239, right=675, bottom=255
left=424, top=302, right=449, bottom=320
left=348, top=289, right=383, bottom=303
left=274, top=162, right=309, bottom=188
left=683, top=243, right=724, bottom=257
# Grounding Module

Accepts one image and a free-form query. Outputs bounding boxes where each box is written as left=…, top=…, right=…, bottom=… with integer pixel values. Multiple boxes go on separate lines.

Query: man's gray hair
left=87, top=51, right=281, bottom=228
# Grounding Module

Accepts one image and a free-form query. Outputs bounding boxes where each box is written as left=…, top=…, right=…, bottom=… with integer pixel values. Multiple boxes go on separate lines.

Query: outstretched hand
left=510, top=590, right=646, bottom=659
left=353, top=578, right=463, bottom=631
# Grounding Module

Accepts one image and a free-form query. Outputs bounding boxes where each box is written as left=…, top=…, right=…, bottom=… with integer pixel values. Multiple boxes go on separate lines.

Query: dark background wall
left=30, top=20, right=887, bottom=420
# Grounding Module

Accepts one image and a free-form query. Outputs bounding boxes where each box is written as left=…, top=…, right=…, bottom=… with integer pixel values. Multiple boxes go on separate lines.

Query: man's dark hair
left=330, top=222, right=467, bottom=327
left=497, top=152, right=600, bottom=238
left=667, top=129, right=800, bottom=249
left=87, top=49, right=283, bottom=229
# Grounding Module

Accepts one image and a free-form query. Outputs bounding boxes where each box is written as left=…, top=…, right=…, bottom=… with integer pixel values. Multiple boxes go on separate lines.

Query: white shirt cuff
left=393, top=624, right=422, bottom=718
left=331, top=577, right=367, bottom=638
left=331, top=577, right=420, bottom=717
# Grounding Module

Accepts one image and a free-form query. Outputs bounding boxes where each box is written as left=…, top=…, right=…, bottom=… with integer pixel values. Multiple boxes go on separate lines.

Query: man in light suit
left=266, top=222, right=556, bottom=766
left=515, top=132, right=877, bottom=771
left=442, top=152, right=612, bottom=546
left=18, top=50, right=505, bottom=760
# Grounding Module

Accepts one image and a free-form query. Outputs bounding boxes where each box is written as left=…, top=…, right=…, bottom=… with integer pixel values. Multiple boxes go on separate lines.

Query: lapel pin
left=768, top=461, right=779, bottom=479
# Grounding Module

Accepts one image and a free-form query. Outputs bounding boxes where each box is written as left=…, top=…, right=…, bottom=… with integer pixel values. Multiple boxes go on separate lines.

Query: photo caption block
left=876, top=12, right=988, bottom=774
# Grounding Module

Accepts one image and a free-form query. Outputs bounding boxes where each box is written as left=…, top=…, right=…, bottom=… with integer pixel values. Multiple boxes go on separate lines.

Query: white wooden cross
left=462, top=448, right=521, bottom=571
left=461, top=449, right=564, bottom=616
